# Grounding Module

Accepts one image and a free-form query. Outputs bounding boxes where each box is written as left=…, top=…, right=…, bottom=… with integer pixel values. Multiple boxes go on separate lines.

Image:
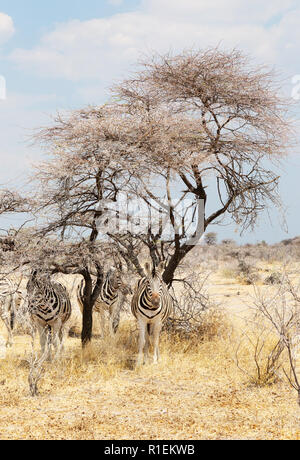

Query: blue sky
left=0, top=0, right=300, bottom=245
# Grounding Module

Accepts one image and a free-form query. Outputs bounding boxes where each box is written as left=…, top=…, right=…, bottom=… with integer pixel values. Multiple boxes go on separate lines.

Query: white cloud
left=143, top=0, right=295, bottom=24
left=10, top=14, right=150, bottom=80
left=8, top=0, right=300, bottom=86
left=0, top=12, right=14, bottom=45
left=107, top=0, right=124, bottom=6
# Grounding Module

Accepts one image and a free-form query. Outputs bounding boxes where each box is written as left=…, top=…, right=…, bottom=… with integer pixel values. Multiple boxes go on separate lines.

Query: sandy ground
left=0, top=266, right=300, bottom=440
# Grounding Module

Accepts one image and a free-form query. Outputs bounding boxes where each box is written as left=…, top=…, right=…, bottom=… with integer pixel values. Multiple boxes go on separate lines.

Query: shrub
left=233, top=322, right=285, bottom=386
left=236, top=260, right=260, bottom=285
left=264, top=272, right=283, bottom=285
left=165, top=273, right=226, bottom=343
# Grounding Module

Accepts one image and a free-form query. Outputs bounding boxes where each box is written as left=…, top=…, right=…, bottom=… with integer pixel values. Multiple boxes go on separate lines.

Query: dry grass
left=0, top=263, right=300, bottom=440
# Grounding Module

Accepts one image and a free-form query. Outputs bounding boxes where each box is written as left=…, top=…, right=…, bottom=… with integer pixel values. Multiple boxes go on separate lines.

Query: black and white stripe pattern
left=0, top=277, right=23, bottom=347
left=131, top=261, right=173, bottom=365
left=26, top=271, right=71, bottom=359
left=77, top=268, right=122, bottom=336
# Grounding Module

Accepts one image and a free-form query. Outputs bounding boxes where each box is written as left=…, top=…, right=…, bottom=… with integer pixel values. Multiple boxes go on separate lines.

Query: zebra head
left=27, top=270, right=51, bottom=297
left=143, top=261, right=165, bottom=308
left=106, top=267, right=121, bottom=291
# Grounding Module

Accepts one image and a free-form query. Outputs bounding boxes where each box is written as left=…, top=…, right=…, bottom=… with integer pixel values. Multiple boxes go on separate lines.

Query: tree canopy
left=0, top=47, right=296, bottom=343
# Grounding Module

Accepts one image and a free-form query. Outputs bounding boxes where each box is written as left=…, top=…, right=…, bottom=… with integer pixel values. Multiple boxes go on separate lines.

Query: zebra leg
left=58, top=325, right=65, bottom=353
left=108, top=303, right=119, bottom=337
left=5, top=323, right=13, bottom=347
left=100, top=308, right=106, bottom=338
left=52, top=320, right=63, bottom=359
left=0, top=299, right=13, bottom=347
left=144, top=323, right=152, bottom=364
left=152, top=321, right=163, bottom=364
left=58, top=322, right=67, bottom=355
left=137, top=319, right=147, bottom=366
left=2, top=316, right=13, bottom=347
left=109, top=295, right=123, bottom=335
left=108, top=312, right=114, bottom=337
left=37, top=324, right=51, bottom=361
left=112, top=309, right=121, bottom=334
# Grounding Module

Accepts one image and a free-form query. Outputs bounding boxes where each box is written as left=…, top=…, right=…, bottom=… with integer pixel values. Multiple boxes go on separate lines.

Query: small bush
left=236, top=260, right=260, bottom=285
left=233, top=326, right=285, bottom=386
left=264, top=272, right=283, bottom=285
left=165, top=273, right=227, bottom=343
left=204, top=232, right=217, bottom=246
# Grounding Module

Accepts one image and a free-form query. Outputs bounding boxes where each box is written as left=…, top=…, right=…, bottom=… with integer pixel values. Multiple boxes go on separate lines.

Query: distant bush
left=236, top=260, right=260, bottom=285
left=221, top=239, right=236, bottom=246
left=264, top=272, right=283, bottom=285
left=281, top=239, right=292, bottom=246
left=204, top=232, right=217, bottom=246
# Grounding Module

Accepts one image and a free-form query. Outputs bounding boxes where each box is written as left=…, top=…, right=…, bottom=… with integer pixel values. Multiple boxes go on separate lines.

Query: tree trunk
left=81, top=297, right=94, bottom=346
left=81, top=271, right=94, bottom=347
left=163, top=243, right=196, bottom=287
left=80, top=264, right=104, bottom=347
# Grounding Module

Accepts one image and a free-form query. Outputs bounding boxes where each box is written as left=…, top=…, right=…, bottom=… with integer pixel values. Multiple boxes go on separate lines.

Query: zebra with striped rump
left=26, top=270, right=71, bottom=360
left=0, top=277, right=23, bottom=347
left=77, top=267, right=126, bottom=337
left=131, top=261, right=173, bottom=365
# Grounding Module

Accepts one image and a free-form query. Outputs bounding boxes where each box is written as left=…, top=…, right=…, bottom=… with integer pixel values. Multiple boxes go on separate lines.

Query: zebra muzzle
left=151, top=293, right=160, bottom=307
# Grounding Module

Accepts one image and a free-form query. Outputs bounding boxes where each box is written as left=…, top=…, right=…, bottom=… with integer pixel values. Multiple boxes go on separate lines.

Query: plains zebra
left=131, top=261, right=173, bottom=365
left=0, top=277, right=23, bottom=347
left=26, top=271, right=71, bottom=360
left=77, top=268, right=125, bottom=337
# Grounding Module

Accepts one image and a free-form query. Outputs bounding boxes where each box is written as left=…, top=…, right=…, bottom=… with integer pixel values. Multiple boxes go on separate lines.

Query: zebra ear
left=144, top=262, right=152, bottom=276
left=157, top=261, right=165, bottom=274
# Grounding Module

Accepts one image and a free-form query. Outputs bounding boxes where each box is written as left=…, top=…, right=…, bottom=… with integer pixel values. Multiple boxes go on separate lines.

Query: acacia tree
left=25, top=48, right=295, bottom=343
left=28, top=105, right=150, bottom=345
left=109, top=48, right=295, bottom=284
left=0, top=190, right=32, bottom=257
left=26, top=103, right=202, bottom=342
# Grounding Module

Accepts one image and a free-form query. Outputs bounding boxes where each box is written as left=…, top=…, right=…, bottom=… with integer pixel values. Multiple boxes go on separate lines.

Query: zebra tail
left=47, top=325, right=52, bottom=345
left=10, top=295, right=16, bottom=330
left=10, top=309, right=15, bottom=330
